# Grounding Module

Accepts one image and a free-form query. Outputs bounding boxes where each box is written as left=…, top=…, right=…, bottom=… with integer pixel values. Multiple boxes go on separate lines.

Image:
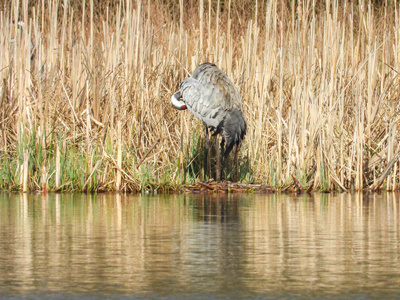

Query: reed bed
left=1, top=0, right=400, bottom=192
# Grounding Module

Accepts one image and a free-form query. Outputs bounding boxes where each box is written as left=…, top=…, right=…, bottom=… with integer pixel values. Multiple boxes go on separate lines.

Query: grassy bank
left=1, top=0, right=400, bottom=192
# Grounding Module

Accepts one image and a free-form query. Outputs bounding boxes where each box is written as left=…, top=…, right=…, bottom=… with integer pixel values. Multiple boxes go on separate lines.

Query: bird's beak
left=171, top=92, right=187, bottom=110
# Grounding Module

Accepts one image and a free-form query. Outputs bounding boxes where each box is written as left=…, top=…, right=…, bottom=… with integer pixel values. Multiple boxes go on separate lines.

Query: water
left=0, top=192, right=399, bottom=299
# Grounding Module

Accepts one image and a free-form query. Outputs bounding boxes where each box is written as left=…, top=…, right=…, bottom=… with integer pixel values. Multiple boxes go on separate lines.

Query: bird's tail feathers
left=223, top=108, right=247, bottom=152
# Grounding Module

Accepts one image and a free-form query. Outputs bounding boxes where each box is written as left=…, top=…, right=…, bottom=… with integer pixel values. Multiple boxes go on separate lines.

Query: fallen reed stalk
left=1, top=0, right=400, bottom=192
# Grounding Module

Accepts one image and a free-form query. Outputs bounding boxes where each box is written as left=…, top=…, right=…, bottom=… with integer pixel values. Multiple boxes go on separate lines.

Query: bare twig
left=291, top=174, right=304, bottom=193
left=370, top=150, right=400, bottom=191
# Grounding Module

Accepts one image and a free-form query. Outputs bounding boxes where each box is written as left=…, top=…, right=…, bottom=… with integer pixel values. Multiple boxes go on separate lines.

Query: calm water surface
left=0, top=192, right=399, bottom=299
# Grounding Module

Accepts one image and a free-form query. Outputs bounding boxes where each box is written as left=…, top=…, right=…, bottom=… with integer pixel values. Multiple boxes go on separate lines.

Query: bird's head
left=171, top=91, right=187, bottom=110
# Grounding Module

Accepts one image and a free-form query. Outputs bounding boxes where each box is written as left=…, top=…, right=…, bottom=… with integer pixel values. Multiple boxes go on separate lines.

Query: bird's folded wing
left=194, top=67, right=241, bottom=111
left=180, top=78, right=225, bottom=128
left=180, top=78, right=202, bottom=106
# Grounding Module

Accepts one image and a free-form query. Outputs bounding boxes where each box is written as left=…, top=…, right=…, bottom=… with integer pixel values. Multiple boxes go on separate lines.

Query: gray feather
left=173, top=62, right=247, bottom=151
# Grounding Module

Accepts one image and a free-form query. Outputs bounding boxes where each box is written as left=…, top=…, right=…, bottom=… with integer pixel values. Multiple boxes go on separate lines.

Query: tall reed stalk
left=1, top=0, right=400, bottom=192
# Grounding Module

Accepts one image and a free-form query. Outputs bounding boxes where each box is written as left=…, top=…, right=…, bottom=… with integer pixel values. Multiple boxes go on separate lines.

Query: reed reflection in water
left=0, top=192, right=399, bottom=299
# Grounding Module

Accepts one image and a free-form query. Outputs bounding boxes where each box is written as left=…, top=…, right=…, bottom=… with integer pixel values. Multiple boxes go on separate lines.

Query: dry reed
left=1, top=0, right=400, bottom=192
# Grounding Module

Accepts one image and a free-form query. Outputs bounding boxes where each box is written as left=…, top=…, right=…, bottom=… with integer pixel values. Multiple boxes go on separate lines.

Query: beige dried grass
left=0, top=0, right=400, bottom=192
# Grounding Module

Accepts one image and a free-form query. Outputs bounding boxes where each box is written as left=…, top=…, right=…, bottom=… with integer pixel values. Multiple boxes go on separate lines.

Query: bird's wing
left=191, top=63, right=242, bottom=111
left=180, top=77, right=225, bottom=128
left=179, top=78, right=202, bottom=109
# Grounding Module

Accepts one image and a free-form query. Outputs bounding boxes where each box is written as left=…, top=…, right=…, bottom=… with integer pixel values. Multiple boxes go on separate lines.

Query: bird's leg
left=216, top=136, right=221, bottom=181
left=220, top=138, right=225, bottom=181
left=222, top=142, right=235, bottom=181
left=233, top=145, right=239, bottom=181
left=203, top=124, right=209, bottom=183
